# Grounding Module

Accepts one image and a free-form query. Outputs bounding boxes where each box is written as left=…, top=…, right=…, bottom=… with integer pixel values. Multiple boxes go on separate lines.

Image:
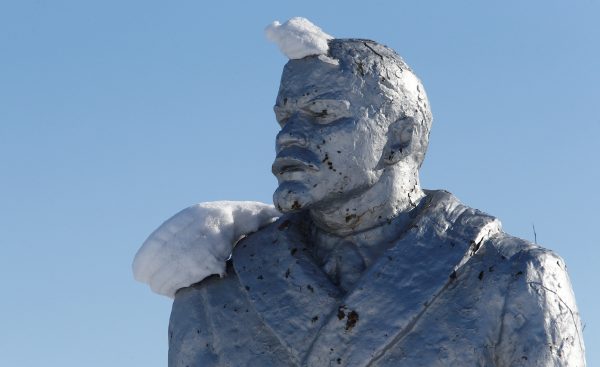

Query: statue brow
left=275, top=94, right=349, bottom=115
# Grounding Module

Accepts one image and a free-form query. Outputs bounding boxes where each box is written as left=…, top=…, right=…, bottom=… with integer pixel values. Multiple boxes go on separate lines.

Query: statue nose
left=276, top=117, right=309, bottom=149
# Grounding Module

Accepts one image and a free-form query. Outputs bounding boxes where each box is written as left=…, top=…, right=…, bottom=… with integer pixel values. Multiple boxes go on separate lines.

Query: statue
left=133, top=18, right=585, bottom=366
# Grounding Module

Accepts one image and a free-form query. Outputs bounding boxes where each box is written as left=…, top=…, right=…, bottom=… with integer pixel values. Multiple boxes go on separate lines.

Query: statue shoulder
left=486, top=232, right=570, bottom=278
left=485, top=232, right=575, bottom=303
left=501, top=235, right=580, bottom=317
left=171, top=262, right=245, bottom=306
left=170, top=213, right=292, bottom=297
left=487, top=233, right=586, bottom=366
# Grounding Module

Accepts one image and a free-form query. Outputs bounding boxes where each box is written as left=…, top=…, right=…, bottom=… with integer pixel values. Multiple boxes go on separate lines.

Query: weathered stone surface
left=169, top=191, right=584, bottom=366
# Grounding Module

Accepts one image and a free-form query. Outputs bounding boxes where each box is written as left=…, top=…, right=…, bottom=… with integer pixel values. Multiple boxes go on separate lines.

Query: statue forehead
left=276, top=56, right=381, bottom=108
left=278, top=58, right=350, bottom=97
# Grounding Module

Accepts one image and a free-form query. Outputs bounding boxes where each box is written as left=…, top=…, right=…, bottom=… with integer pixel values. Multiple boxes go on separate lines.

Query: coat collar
left=233, top=190, right=501, bottom=366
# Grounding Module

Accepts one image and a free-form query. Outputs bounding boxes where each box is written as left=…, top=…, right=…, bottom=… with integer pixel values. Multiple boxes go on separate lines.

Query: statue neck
left=307, top=165, right=425, bottom=291
left=308, top=165, right=425, bottom=237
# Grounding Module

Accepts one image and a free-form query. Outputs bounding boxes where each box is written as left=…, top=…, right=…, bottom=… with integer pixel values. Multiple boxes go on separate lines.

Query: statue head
left=272, top=39, right=432, bottom=213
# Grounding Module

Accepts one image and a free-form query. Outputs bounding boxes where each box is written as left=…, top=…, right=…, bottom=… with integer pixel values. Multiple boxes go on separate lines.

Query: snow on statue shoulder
left=132, top=201, right=279, bottom=298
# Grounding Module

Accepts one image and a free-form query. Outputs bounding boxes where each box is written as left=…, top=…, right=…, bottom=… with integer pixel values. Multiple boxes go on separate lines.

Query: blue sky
left=1, top=1, right=598, bottom=365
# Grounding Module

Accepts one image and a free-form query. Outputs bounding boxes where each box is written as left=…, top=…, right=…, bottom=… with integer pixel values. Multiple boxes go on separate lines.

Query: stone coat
left=168, top=191, right=585, bottom=366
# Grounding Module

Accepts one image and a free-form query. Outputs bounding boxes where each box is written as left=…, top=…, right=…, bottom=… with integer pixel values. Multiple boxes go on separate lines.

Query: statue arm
left=132, top=201, right=280, bottom=298
left=495, top=247, right=586, bottom=366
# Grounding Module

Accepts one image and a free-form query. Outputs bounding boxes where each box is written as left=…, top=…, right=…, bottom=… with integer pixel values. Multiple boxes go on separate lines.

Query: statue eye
left=314, top=109, right=328, bottom=118
left=304, top=99, right=351, bottom=124
left=301, top=106, right=332, bottom=124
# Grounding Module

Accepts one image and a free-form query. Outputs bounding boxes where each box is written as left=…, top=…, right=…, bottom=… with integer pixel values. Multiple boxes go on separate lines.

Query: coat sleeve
left=495, top=247, right=586, bottom=366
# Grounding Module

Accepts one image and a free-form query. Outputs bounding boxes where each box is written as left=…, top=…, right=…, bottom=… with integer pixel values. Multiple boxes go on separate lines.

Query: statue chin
left=273, top=181, right=314, bottom=213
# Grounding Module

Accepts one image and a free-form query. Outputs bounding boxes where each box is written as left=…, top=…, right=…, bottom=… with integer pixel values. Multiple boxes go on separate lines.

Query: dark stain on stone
left=345, top=311, right=359, bottom=331
left=449, top=270, right=457, bottom=280
left=307, top=284, right=314, bottom=293
left=478, top=271, right=484, bottom=280
left=387, top=151, right=395, bottom=161
left=277, top=220, right=291, bottom=231
left=469, top=239, right=483, bottom=256
left=356, top=61, right=365, bottom=76
left=245, top=285, right=250, bottom=291
left=291, top=248, right=298, bottom=256
left=285, top=268, right=291, bottom=278
left=257, top=275, right=263, bottom=280
left=311, top=315, right=319, bottom=323
left=337, top=306, right=346, bottom=320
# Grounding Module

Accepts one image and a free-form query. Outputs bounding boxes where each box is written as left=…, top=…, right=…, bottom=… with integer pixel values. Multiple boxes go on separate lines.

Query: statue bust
left=133, top=18, right=585, bottom=366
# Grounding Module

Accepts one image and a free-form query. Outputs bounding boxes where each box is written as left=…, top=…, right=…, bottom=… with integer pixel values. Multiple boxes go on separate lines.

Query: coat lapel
left=304, top=191, right=501, bottom=366
left=233, top=212, right=344, bottom=364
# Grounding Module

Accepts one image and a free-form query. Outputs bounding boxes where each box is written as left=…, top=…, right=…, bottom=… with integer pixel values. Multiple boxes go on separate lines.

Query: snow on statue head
left=267, top=18, right=432, bottom=216
left=265, top=17, right=333, bottom=60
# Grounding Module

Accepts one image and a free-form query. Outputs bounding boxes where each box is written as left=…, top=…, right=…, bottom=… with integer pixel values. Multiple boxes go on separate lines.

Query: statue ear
left=382, top=116, right=417, bottom=166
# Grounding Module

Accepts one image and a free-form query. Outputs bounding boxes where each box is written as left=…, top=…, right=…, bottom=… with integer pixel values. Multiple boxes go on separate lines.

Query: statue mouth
left=272, top=147, right=320, bottom=176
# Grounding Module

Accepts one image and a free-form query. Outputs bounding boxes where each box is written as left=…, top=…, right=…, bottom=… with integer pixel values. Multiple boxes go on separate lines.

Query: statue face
left=272, top=57, right=391, bottom=212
